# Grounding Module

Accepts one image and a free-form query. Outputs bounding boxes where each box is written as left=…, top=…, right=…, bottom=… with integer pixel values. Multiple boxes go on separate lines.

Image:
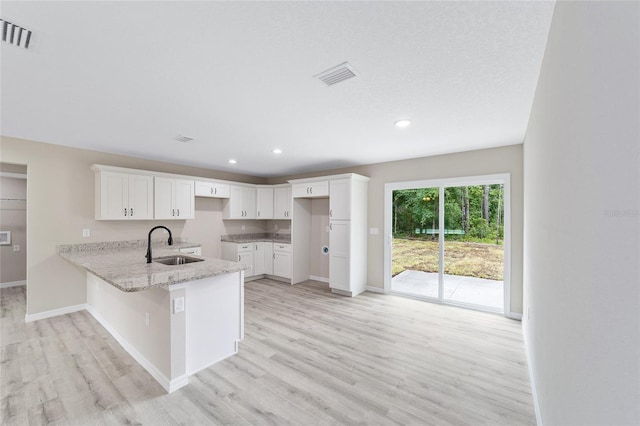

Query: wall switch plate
left=82, top=228, right=90, bottom=237
left=174, top=297, right=185, bottom=314
left=369, top=228, right=379, bottom=235
left=13, top=245, right=20, bottom=252
left=241, top=225, right=246, bottom=231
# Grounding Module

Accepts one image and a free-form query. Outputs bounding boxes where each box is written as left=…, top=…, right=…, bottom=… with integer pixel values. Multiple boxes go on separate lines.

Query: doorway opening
left=384, top=174, right=510, bottom=315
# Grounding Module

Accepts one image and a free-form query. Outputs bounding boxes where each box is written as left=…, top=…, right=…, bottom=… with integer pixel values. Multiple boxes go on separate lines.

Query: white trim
left=85, top=305, right=187, bottom=393
left=384, top=173, right=512, bottom=316
left=366, top=286, right=385, bottom=294
left=523, top=323, right=542, bottom=425
left=0, top=172, right=27, bottom=179
left=25, top=303, right=86, bottom=322
left=0, top=280, right=26, bottom=289
left=309, top=275, right=329, bottom=283
left=506, top=312, right=523, bottom=321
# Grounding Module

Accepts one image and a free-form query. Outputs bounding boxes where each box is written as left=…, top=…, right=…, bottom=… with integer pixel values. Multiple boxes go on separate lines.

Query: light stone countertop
left=58, top=240, right=245, bottom=292
left=221, top=233, right=291, bottom=244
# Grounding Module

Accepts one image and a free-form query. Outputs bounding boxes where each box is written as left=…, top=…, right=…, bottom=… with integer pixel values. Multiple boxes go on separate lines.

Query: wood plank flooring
left=1, top=279, right=535, bottom=425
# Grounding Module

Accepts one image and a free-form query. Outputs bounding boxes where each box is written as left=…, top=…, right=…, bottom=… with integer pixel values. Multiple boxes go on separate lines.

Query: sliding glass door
left=385, top=175, right=509, bottom=314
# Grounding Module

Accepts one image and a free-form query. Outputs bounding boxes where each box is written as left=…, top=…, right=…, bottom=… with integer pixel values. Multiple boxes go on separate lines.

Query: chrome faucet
left=146, top=225, right=173, bottom=263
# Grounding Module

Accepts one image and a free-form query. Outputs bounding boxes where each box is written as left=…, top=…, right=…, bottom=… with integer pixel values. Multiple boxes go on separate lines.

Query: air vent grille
left=314, top=62, right=357, bottom=86
left=175, top=135, right=194, bottom=143
left=1, top=19, right=32, bottom=49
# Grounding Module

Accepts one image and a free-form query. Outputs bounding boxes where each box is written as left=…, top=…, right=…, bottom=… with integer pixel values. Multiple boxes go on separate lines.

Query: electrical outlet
left=145, top=312, right=150, bottom=327
left=369, top=228, right=379, bottom=235
left=241, top=225, right=246, bottom=231
left=174, top=297, right=185, bottom=314
left=274, top=224, right=278, bottom=230
left=13, top=245, right=20, bottom=252
left=82, top=228, right=90, bottom=237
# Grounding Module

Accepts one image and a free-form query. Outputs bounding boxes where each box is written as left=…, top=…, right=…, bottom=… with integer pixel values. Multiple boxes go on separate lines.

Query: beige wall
left=269, top=144, right=524, bottom=314
left=0, top=136, right=267, bottom=315
left=0, top=170, right=27, bottom=283
left=310, top=198, right=330, bottom=280
left=523, top=1, right=639, bottom=424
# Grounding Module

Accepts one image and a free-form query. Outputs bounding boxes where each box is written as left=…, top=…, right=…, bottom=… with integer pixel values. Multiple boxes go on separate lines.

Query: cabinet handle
left=172, top=209, right=175, bottom=217
left=257, top=211, right=260, bottom=217
left=329, top=209, right=332, bottom=217
left=130, top=208, right=133, bottom=217
left=273, top=253, right=275, bottom=259
left=310, top=187, right=313, bottom=194
left=177, top=209, right=180, bottom=216
left=124, top=208, right=127, bottom=217
left=210, top=187, right=213, bottom=195
left=214, top=188, right=217, bottom=195
left=238, top=255, right=240, bottom=261
left=330, top=223, right=333, bottom=230
left=306, top=187, right=309, bottom=194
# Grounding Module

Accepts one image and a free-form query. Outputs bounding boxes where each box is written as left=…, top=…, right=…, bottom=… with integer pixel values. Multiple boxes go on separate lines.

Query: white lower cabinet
left=329, top=221, right=350, bottom=292
left=222, top=242, right=254, bottom=278
left=273, top=243, right=292, bottom=279
left=222, top=241, right=287, bottom=280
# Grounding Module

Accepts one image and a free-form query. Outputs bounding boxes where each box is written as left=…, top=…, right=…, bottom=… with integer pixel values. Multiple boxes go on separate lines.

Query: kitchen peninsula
left=58, top=239, right=245, bottom=393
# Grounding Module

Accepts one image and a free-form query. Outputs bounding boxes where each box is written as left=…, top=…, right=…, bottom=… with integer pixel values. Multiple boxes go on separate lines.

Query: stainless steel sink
left=153, top=255, right=204, bottom=265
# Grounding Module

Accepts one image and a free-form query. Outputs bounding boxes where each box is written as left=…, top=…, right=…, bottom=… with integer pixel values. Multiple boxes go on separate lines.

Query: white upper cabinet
left=223, top=186, right=257, bottom=219
left=95, top=170, right=153, bottom=220
left=273, top=186, right=292, bottom=219
left=194, top=181, right=230, bottom=198
left=256, top=187, right=274, bottom=219
left=154, top=177, right=195, bottom=219
left=292, top=181, right=329, bottom=198
left=329, top=179, right=351, bottom=220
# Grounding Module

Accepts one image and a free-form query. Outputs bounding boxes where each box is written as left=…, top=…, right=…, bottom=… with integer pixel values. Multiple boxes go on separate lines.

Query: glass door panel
left=391, top=187, right=440, bottom=299
left=442, top=185, right=504, bottom=312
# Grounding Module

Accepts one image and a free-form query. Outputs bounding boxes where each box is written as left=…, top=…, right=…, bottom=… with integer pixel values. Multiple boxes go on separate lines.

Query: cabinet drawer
left=273, top=243, right=291, bottom=252
left=237, top=243, right=252, bottom=251
left=179, top=247, right=202, bottom=256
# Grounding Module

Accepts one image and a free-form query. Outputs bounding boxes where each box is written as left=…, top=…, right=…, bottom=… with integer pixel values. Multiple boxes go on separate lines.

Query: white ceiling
left=1, top=1, right=555, bottom=178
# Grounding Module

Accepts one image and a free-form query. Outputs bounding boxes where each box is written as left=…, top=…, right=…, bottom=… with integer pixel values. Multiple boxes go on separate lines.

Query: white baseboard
left=507, top=311, right=523, bottom=321
left=366, top=286, right=385, bottom=294
left=86, top=305, right=186, bottom=393
left=25, top=303, right=87, bottom=322
left=523, top=322, right=542, bottom=425
left=309, top=275, right=329, bottom=283
left=1, top=280, right=26, bottom=289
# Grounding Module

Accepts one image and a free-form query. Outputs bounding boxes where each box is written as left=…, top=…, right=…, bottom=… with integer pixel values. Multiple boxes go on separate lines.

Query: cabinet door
left=224, top=186, right=245, bottom=219
left=244, top=187, right=257, bottom=219
left=274, top=187, right=291, bottom=219
left=273, top=251, right=291, bottom=279
left=254, top=243, right=265, bottom=275
left=292, top=181, right=328, bottom=198
left=195, top=181, right=230, bottom=198
left=99, top=171, right=129, bottom=220
left=330, top=179, right=351, bottom=220
left=174, top=179, right=195, bottom=219
left=329, top=220, right=350, bottom=291
left=256, top=187, right=274, bottom=219
left=212, top=183, right=230, bottom=198
left=263, top=242, right=273, bottom=275
left=154, top=177, right=175, bottom=219
left=128, top=174, right=154, bottom=220
left=238, top=251, right=254, bottom=277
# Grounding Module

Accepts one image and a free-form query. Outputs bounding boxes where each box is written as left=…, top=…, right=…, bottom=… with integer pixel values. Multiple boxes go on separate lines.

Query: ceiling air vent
left=175, top=135, right=194, bottom=143
left=1, top=19, right=32, bottom=49
left=314, top=62, right=357, bottom=86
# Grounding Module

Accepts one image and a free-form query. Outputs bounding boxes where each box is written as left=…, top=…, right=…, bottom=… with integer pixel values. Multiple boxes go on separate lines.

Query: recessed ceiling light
left=272, top=148, right=282, bottom=154
left=228, top=159, right=237, bottom=164
left=395, top=119, right=411, bottom=128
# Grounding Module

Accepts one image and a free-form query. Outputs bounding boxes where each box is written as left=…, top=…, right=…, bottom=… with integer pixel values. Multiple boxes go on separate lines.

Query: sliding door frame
left=383, top=173, right=511, bottom=316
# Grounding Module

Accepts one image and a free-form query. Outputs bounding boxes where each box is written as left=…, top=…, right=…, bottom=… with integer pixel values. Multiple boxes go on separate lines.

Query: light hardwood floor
left=1, top=279, right=535, bottom=425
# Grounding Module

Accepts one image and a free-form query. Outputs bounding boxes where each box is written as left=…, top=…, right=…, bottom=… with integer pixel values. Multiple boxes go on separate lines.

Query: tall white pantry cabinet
left=290, top=174, right=369, bottom=297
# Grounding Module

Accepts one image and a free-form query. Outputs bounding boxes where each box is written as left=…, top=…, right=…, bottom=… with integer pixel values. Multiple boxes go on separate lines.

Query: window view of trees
left=392, top=184, right=504, bottom=244
left=392, top=185, right=504, bottom=281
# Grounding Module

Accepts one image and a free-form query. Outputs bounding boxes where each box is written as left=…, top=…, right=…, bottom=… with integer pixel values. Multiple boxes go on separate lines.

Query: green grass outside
left=392, top=238, right=504, bottom=280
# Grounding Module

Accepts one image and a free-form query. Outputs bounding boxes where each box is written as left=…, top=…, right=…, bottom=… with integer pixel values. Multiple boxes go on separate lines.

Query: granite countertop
left=58, top=239, right=245, bottom=292
left=221, top=233, right=291, bottom=244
